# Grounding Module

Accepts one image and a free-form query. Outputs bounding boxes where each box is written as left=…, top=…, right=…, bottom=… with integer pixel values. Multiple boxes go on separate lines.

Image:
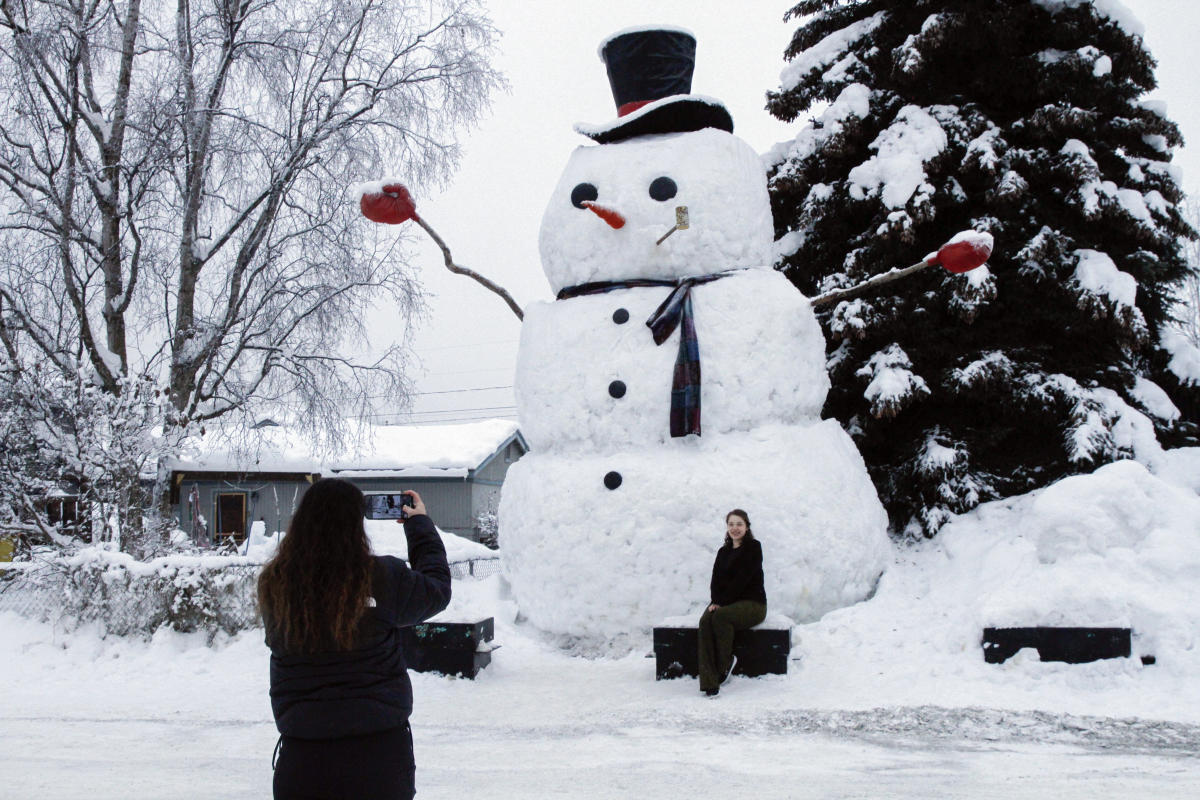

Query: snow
left=501, top=421, right=890, bottom=646
left=351, top=177, right=410, bottom=201
left=5, top=453, right=1200, bottom=797
left=1130, top=376, right=1180, bottom=421
left=573, top=94, right=729, bottom=139
left=946, top=229, right=994, bottom=250
left=1072, top=248, right=1137, bottom=309
left=1161, top=329, right=1200, bottom=386
left=1030, top=0, right=1146, bottom=38
left=514, top=270, right=829, bottom=451
left=164, top=418, right=519, bottom=474
left=539, top=128, right=774, bottom=291
left=848, top=105, right=947, bottom=209
left=765, top=83, right=871, bottom=170
left=595, top=24, right=696, bottom=59
left=856, top=343, right=931, bottom=417
left=365, top=518, right=496, bottom=562
left=517, top=116, right=889, bottom=648
left=778, top=11, right=887, bottom=93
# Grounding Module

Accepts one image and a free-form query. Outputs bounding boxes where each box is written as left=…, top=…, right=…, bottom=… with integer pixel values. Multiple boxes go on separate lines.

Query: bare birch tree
left=1177, top=196, right=1200, bottom=346
left=0, top=0, right=501, bottom=553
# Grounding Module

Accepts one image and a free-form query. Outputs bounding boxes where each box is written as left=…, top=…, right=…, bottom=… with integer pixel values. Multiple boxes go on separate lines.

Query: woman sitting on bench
left=698, top=509, right=767, bottom=696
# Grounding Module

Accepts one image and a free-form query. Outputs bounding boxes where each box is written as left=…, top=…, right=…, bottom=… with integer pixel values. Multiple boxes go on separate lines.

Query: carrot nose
left=582, top=201, right=626, bottom=229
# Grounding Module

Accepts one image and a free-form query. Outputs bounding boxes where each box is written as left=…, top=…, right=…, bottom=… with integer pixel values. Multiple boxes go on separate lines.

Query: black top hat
left=574, top=26, right=734, bottom=144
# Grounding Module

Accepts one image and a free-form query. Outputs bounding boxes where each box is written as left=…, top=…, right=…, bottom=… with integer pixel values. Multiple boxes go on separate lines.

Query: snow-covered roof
left=164, top=419, right=522, bottom=477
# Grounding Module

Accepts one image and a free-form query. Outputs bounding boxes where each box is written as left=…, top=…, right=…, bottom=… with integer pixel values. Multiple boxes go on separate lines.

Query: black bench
left=982, top=626, right=1143, bottom=664
left=653, top=620, right=791, bottom=680
left=402, top=617, right=495, bottom=678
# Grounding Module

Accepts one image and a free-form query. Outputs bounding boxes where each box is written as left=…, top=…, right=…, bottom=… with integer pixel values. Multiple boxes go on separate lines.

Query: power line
left=411, top=384, right=512, bottom=396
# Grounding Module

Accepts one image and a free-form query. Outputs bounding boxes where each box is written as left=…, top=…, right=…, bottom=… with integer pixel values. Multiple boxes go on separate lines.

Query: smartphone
left=363, top=493, right=415, bottom=520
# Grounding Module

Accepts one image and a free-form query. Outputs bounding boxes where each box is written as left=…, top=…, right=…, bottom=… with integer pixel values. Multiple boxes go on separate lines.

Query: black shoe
left=704, top=687, right=719, bottom=697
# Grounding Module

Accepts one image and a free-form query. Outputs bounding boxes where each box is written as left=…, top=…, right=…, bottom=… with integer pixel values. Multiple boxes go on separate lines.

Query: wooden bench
left=653, top=613, right=792, bottom=680
left=402, top=617, right=495, bottom=678
left=981, top=626, right=1146, bottom=664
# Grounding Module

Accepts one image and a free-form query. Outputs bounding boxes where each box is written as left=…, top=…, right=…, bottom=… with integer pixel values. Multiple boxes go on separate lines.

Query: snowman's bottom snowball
left=498, top=421, right=891, bottom=646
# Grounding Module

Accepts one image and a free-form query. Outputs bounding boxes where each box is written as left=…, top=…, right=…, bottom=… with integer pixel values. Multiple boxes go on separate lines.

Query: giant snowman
left=498, top=27, right=889, bottom=647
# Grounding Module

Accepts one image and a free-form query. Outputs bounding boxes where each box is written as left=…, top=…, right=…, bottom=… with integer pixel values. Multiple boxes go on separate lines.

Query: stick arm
left=413, top=215, right=524, bottom=321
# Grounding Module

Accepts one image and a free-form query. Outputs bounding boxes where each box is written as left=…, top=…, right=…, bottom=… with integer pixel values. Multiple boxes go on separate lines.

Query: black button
left=603, top=471, right=622, bottom=490
left=612, top=308, right=630, bottom=324
left=608, top=380, right=626, bottom=399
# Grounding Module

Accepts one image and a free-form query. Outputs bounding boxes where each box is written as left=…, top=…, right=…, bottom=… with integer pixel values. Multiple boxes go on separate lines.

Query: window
left=46, top=496, right=79, bottom=531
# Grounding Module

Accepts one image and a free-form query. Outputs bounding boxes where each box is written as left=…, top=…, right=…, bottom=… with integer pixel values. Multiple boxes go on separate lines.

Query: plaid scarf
left=556, top=272, right=733, bottom=437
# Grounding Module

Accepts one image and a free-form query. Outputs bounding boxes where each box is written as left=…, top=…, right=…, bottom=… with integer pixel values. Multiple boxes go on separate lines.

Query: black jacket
left=709, top=537, right=766, bottom=607
left=266, top=514, right=451, bottom=739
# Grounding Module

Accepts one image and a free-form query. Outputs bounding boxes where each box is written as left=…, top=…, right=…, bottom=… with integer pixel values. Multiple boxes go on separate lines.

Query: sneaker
left=722, top=655, right=738, bottom=685
left=704, top=687, right=719, bottom=697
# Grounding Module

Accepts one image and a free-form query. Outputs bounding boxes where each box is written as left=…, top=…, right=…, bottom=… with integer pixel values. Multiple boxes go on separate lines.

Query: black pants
left=273, top=723, right=415, bottom=799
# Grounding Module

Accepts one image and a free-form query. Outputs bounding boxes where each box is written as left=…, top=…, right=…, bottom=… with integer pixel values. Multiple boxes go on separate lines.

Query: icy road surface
left=5, top=705, right=1200, bottom=798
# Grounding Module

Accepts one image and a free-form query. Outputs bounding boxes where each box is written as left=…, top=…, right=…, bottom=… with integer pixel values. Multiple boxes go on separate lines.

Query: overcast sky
left=366, top=0, right=1200, bottom=426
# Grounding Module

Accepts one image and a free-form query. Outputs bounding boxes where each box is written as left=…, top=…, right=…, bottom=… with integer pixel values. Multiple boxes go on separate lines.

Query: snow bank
left=786, top=450, right=1200, bottom=719
left=365, top=519, right=496, bottom=562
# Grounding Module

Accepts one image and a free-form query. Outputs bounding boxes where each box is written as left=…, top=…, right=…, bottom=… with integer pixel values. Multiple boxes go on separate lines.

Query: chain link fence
left=0, top=555, right=501, bottom=639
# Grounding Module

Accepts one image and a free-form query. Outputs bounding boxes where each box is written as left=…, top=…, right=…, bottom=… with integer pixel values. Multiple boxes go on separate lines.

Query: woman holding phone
left=698, top=508, right=767, bottom=696
left=259, top=478, right=450, bottom=799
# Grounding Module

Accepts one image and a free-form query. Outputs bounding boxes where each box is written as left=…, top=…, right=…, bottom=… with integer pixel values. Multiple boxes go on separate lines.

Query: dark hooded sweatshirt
left=265, top=514, right=451, bottom=739
left=709, top=537, right=767, bottom=607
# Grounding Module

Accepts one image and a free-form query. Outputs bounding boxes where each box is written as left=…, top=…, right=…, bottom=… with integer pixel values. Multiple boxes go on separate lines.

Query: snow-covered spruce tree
left=766, top=0, right=1200, bottom=537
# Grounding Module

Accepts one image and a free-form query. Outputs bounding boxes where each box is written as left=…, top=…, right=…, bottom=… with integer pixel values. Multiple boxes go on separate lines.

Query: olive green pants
left=698, top=600, right=767, bottom=692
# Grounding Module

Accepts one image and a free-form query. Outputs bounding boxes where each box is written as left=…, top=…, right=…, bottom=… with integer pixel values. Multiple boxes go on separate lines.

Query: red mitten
left=931, top=232, right=993, bottom=274
left=360, top=183, right=417, bottom=225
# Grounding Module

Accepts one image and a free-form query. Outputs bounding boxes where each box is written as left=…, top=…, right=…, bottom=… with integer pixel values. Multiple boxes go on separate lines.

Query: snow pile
left=365, top=519, right=496, bottom=562
left=786, top=449, right=1200, bottom=717
left=848, top=105, right=947, bottom=209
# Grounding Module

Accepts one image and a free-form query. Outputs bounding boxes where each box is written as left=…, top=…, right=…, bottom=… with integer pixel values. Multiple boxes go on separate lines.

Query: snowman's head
left=538, top=128, right=774, bottom=293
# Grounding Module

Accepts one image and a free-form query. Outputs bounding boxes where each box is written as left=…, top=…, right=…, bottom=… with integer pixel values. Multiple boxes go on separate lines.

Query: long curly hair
left=723, top=508, right=755, bottom=548
left=258, top=478, right=373, bottom=653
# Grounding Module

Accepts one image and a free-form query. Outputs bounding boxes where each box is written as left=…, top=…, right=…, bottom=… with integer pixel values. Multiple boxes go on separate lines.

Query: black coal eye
left=571, top=182, right=599, bottom=209
left=649, top=176, right=677, bottom=201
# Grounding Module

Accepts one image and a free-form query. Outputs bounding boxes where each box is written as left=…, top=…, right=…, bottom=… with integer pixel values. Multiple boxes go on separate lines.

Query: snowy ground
left=4, top=452, right=1200, bottom=798
left=5, top=600, right=1200, bottom=799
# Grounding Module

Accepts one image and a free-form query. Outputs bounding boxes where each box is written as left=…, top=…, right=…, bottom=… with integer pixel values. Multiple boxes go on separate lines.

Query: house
left=165, top=419, right=527, bottom=546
